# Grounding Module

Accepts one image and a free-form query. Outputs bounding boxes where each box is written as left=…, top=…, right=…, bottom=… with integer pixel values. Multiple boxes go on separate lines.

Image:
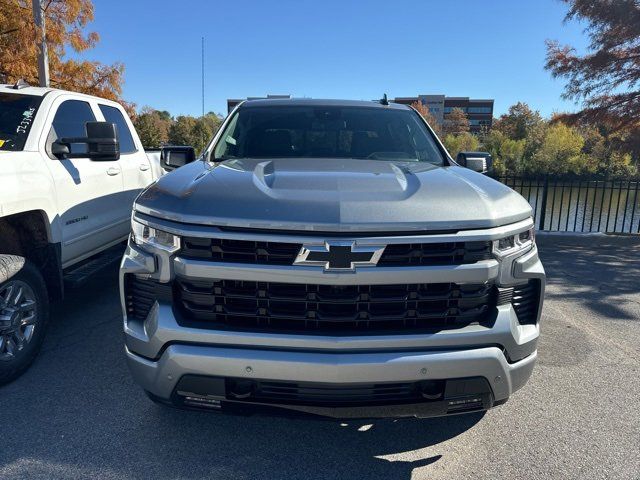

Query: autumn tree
left=0, top=0, right=126, bottom=103
left=410, top=101, right=442, bottom=137
left=493, top=102, right=544, bottom=141
left=545, top=0, right=640, bottom=134
left=578, top=124, right=635, bottom=175
left=442, top=108, right=469, bottom=136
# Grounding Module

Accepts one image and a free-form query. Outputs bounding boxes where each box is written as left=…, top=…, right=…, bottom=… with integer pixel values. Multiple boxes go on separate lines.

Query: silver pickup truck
left=120, top=98, right=545, bottom=418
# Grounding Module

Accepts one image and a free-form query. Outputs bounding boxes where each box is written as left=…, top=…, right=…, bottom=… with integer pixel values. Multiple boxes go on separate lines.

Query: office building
left=393, top=94, right=494, bottom=133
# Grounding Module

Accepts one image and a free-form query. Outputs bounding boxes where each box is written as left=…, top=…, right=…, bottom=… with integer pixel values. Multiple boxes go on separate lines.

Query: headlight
left=131, top=218, right=180, bottom=252
left=493, top=226, right=535, bottom=258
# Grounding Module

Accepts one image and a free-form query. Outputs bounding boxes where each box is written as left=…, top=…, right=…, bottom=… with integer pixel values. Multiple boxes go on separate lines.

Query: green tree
left=443, top=132, right=479, bottom=157
left=531, top=123, right=591, bottom=174
left=493, top=102, right=544, bottom=141
left=482, top=130, right=526, bottom=174
left=192, top=113, right=222, bottom=154
left=168, top=113, right=222, bottom=155
left=168, top=115, right=197, bottom=147
left=133, top=107, right=171, bottom=149
left=522, top=121, right=549, bottom=173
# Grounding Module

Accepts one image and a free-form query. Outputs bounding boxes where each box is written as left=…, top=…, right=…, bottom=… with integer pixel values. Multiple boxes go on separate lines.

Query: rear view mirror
left=456, top=151, right=493, bottom=175
left=161, top=145, right=196, bottom=171
left=55, top=121, right=120, bottom=161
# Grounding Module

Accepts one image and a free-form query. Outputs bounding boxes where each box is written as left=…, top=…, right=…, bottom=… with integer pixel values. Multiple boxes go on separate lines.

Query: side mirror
left=161, top=145, right=196, bottom=171
left=456, top=151, right=493, bottom=175
left=56, top=121, right=120, bottom=161
left=51, top=142, right=70, bottom=157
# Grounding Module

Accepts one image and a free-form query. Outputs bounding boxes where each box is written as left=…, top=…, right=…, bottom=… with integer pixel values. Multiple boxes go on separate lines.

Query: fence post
left=538, top=176, right=549, bottom=230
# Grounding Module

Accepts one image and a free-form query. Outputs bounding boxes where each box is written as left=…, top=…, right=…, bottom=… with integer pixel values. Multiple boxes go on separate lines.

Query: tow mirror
left=55, top=121, right=120, bottom=161
left=456, top=151, right=493, bottom=175
left=161, top=145, right=196, bottom=171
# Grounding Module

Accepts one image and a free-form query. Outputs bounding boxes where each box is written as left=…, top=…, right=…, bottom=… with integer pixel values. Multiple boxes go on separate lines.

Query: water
left=502, top=178, right=640, bottom=233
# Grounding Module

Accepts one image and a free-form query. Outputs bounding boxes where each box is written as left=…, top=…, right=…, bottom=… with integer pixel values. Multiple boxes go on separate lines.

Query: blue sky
left=88, top=0, right=589, bottom=118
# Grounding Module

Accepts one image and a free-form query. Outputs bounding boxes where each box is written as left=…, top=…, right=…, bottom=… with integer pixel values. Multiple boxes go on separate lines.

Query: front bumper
left=126, top=343, right=536, bottom=418
left=120, top=219, right=545, bottom=418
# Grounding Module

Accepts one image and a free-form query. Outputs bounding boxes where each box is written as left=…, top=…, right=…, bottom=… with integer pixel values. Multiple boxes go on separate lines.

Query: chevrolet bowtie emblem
left=294, top=242, right=385, bottom=271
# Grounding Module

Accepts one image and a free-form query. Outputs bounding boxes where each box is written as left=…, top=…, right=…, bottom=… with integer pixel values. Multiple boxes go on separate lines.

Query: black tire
left=0, top=255, right=49, bottom=385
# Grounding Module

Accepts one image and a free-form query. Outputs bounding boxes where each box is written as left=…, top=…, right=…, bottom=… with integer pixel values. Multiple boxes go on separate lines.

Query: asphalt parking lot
left=1, top=235, right=639, bottom=479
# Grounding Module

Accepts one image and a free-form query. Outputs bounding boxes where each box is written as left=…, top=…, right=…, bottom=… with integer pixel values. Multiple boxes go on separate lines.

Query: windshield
left=0, top=92, right=43, bottom=151
left=212, top=105, right=444, bottom=164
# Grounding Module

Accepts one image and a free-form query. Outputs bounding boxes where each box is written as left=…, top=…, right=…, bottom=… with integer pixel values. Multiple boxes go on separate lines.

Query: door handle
left=106, top=167, right=121, bottom=176
left=139, top=164, right=150, bottom=171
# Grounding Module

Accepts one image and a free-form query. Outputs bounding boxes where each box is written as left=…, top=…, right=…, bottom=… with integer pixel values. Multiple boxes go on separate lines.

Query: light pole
left=31, top=0, right=49, bottom=87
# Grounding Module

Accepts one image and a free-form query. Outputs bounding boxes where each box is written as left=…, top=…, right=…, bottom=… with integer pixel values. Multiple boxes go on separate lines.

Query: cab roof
left=239, top=98, right=411, bottom=110
left=0, top=83, right=53, bottom=96
left=0, top=83, right=125, bottom=110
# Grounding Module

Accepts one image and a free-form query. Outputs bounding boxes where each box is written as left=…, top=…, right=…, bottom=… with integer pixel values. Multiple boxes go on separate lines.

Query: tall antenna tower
left=201, top=37, right=205, bottom=117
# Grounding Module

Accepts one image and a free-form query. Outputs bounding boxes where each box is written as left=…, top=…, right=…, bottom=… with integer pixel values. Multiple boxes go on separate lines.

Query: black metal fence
left=500, top=176, right=640, bottom=234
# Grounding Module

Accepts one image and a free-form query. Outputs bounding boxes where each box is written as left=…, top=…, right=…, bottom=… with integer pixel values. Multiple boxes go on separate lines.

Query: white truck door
left=97, top=104, right=154, bottom=211
left=42, top=98, right=126, bottom=267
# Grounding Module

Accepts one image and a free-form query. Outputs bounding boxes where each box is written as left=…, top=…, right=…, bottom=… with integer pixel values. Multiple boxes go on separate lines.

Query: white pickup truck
left=0, top=81, right=194, bottom=384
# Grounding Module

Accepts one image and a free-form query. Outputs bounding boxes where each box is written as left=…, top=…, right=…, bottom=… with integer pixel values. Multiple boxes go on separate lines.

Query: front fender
left=0, top=151, right=60, bottom=243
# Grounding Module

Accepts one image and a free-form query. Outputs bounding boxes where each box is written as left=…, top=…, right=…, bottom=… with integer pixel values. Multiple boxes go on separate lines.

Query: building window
left=467, top=106, right=492, bottom=114
left=444, top=107, right=468, bottom=114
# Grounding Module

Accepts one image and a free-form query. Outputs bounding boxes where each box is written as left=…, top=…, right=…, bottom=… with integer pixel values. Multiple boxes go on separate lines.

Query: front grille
left=496, top=279, right=541, bottom=325
left=124, top=274, right=172, bottom=320
left=180, top=237, right=492, bottom=267
left=181, top=238, right=301, bottom=265
left=174, top=279, right=495, bottom=334
left=377, top=241, right=492, bottom=266
left=245, top=379, right=427, bottom=406
left=512, top=280, right=541, bottom=325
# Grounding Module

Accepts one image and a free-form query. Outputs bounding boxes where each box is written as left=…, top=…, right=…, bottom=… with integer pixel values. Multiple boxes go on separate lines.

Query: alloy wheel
left=0, top=280, right=38, bottom=360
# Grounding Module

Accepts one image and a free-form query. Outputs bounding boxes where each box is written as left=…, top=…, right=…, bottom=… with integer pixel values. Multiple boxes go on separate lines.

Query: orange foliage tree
left=0, top=0, right=130, bottom=110
left=410, top=101, right=442, bottom=137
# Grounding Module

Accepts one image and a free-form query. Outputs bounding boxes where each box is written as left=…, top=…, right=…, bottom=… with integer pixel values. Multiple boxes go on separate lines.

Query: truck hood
left=135, top=158, right=532, bottom=232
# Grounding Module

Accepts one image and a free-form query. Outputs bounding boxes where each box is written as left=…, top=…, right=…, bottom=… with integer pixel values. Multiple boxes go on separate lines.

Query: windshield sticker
left=0, top=140, right=5, bottom=148
left=16, top=108, right=36, bottom=134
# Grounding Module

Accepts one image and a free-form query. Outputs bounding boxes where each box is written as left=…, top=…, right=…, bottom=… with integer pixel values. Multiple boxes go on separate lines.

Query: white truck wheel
left=0, top=255, right=49, bottom=385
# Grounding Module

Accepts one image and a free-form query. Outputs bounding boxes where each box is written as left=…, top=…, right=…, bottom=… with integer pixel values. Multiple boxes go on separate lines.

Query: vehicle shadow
left=129, top=406, right=484, bottom=480
left=0, top=263, right=485, bottom=480
left=538, top=235, right=640, bottom=321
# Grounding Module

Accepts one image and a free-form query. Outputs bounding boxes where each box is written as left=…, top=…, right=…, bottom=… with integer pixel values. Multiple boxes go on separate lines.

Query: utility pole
left=201, top=37, right=205, bottom=117
left=31, top=0, right=49, bottom=87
